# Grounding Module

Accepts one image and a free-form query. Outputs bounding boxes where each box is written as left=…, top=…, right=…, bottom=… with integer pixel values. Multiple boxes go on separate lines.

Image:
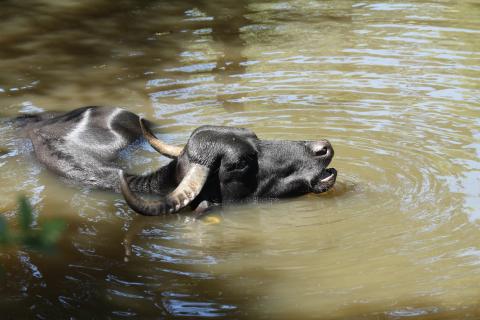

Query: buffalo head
left=120, top=118, right=337, bottom=215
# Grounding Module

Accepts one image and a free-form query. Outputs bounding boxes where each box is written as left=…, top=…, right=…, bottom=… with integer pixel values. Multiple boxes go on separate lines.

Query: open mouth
left=320, top=168, right=337, bottom=182
left=314, top=168, right=337, bottom=193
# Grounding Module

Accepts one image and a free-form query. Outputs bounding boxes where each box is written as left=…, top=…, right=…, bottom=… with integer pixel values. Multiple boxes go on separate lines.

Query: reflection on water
left=1, top=0, right=480, bottom=318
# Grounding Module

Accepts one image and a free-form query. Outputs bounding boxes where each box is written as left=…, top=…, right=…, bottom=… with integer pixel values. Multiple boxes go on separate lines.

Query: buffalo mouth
left=314, top=168, right=337, bottom=193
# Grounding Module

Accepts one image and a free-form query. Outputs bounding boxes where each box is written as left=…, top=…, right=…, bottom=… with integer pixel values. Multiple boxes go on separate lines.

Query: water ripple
left=0, top=0, right=479, bottom=318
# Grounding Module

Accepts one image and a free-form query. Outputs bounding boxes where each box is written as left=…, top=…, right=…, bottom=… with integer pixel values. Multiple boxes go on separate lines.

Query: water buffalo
left=17, top=106, right=337, bottom=215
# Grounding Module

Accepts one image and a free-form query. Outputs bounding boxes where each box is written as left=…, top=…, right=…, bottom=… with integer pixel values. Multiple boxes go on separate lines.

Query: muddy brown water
left=1, top=0, right=479, bottom=319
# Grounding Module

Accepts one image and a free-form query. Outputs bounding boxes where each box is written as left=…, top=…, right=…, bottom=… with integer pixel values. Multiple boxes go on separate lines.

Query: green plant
left=0, top=196, right=66, bottom=252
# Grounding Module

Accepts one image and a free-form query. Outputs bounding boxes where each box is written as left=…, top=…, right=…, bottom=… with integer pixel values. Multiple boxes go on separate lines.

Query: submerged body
left=18, top=106, right=337, bottom=214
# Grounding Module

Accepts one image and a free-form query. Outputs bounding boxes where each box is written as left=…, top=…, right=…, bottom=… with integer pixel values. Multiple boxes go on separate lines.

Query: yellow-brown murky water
left=1, top=0, right=479, bottom=318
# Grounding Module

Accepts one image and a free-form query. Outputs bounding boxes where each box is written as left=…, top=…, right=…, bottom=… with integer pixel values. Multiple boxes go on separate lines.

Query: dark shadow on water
left=0, top=0, right=252, bottom=112
left=0, top=209, right=275, bottom=319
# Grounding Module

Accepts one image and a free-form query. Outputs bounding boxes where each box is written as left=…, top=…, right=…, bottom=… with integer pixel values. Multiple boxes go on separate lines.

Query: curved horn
left=119, top=164, right=209, bottom=216
left=139, top=117, right=183, bottom=159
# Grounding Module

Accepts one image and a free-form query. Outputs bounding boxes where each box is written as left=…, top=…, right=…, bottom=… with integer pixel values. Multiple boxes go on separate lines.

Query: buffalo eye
left=235, top=158, right=249, bottom=170
left=226, top=158, right=248, bottom=171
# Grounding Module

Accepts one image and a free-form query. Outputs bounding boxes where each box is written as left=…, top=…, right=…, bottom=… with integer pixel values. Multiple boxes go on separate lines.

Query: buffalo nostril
left=307, top=140, right=334, bottom=159
left=316, top=142, right=332, bottom=156
left=316, top=146, right=329, bottom=157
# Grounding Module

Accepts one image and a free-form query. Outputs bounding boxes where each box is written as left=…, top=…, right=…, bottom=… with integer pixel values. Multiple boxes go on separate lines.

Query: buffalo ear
left=185, top=128, right=259, bottom=169
left=217, top=135, right=259, bottom=200
left=219, top=135, right=258, bottom=172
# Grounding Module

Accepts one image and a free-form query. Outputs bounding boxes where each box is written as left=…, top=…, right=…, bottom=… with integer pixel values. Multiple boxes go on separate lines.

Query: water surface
left=1, top=0, right=480, bottom=318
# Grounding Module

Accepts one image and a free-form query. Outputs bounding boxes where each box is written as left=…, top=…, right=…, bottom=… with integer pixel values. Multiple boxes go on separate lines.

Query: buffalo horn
left=139, top=117, right=183, bottom=159
left=119, top=164, right=209, bottom=216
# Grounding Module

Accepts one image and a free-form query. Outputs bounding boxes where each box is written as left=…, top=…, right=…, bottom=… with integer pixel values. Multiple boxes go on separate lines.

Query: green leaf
left=39, top=219, right=66, bottom=246
left=18, top=195, right=33, bottom=231
left=0, top=216, right=10, bottom=245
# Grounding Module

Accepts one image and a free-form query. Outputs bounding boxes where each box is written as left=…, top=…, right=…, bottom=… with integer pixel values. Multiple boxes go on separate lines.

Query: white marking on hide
left=106, top=107, right=127, bottom=149
left=65, top=107, right=127, bottom=153
left=66, top=108, right=91, bottom=142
